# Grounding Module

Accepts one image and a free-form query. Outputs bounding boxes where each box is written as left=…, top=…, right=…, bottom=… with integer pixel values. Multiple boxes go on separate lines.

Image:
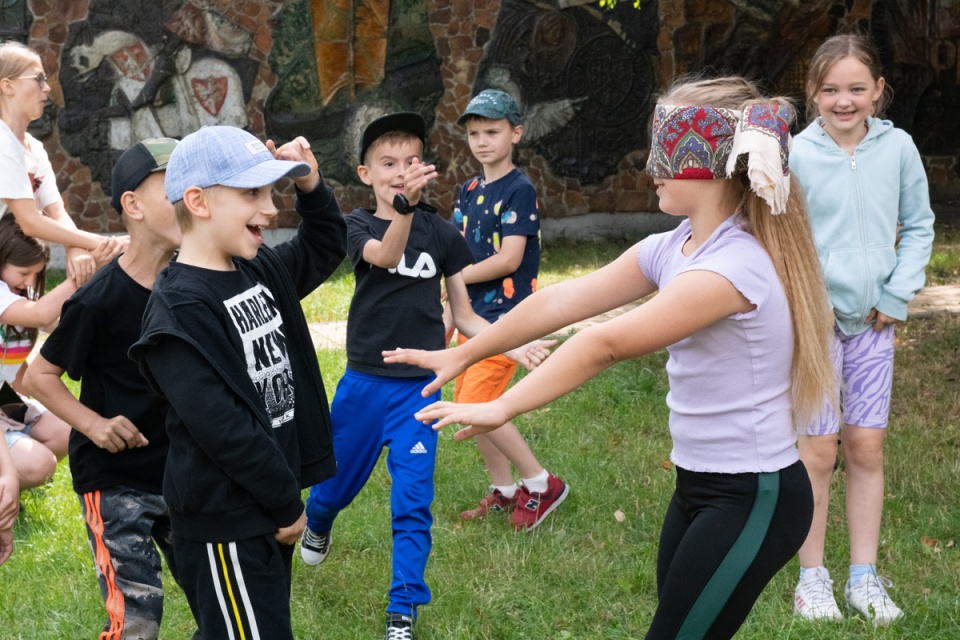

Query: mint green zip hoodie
left=789, top=116, right=934, bottom=336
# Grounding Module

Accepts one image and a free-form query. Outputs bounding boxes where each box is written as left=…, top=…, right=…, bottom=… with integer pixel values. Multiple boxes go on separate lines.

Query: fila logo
left=410, top=441, right=428, bottom=454
left=389, top=253, right=437, bottom=278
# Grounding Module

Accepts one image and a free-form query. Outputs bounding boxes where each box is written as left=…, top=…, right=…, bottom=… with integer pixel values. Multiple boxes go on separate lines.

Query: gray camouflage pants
left=78, top=486, right=179, bottom=640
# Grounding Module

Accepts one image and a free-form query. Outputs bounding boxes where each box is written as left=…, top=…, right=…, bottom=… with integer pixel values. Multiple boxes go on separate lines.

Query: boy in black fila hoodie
left=129, top=126, right=346, bottom=639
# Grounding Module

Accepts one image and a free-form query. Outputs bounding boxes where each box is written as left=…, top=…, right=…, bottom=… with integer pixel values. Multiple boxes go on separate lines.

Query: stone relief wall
left=15, top=0, right=960, bottom=237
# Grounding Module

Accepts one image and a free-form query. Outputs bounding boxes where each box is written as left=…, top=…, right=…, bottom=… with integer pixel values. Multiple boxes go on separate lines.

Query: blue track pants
left=305, top=369, right=440, bottom=616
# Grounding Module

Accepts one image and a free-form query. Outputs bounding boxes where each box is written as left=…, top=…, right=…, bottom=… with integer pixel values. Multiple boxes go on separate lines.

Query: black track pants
left=646, top=460, right=813, bottom=639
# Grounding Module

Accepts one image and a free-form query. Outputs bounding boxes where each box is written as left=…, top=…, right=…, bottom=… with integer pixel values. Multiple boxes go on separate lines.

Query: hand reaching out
left=382, top=346, right=467, bottom=397
left=414, top=399, right=513, bottom=442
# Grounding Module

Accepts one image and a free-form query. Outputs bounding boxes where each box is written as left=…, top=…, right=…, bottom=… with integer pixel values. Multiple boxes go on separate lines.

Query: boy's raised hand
left=402, top=157, right=438, bottom=206
left=268, top=136, right=319, bottom=193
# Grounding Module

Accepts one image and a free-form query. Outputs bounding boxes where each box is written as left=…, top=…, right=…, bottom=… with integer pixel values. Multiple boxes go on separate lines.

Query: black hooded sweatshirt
left=130, top=180, right=346, bottom=542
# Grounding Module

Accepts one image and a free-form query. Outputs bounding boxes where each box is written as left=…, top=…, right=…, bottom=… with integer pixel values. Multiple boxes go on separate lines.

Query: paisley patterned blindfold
left=645, top=103, right=792, bottom=214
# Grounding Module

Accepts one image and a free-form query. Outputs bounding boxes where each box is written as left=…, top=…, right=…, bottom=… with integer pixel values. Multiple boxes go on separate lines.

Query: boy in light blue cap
left=129, top=126, right=347, bottom=640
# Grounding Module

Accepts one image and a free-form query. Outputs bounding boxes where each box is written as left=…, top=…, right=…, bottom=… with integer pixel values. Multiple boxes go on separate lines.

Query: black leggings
left=646, top=460, right=813, bottom=639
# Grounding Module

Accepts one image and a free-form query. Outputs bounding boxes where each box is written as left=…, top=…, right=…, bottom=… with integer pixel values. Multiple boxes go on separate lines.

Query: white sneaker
left=794, top=567, right=843, bottom=620
left=299, top=527, right=331, bottom=566
left=844, top=574, right=904, bottom=625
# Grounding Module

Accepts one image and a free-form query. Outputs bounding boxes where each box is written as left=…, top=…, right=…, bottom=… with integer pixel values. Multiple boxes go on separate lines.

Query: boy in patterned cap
left=451, top=89, right=569, bottom=531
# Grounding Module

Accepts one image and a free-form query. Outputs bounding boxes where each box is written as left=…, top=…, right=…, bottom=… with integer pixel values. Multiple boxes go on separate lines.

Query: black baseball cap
left=359, top=112, right=426, bottom=165
left=111, top=137, right=178, bottom=214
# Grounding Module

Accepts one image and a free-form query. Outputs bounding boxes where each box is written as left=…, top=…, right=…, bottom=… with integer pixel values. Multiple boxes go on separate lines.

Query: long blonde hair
left=659, top=76, right=837, bottom=425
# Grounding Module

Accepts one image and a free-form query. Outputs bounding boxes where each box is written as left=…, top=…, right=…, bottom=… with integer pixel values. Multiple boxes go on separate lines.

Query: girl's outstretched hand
left=382, top=347, right=466, bottom=397
left=414, top=399, right=512, bottom=441
left=505, top=338, right=557, bottom=371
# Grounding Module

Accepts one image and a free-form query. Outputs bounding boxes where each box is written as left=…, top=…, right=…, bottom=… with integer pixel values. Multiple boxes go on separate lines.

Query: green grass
left=927, top=225, right=960, bottom=284
left=5, top=233, right=960, bottom=638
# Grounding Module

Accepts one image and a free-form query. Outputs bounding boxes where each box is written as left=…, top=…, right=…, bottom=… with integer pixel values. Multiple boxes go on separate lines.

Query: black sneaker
left=385, top=613, right=413, bottom=640
left=299, top=527, right=331, bottom=566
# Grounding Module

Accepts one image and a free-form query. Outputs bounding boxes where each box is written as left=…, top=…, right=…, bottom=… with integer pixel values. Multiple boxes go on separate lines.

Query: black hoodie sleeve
left=269, top=177, right=348, bottom=298
left=142, top=335, right=304, bottom=529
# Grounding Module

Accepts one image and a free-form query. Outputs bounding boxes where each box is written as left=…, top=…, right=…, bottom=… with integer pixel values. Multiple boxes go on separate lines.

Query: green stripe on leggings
left=676, top=472, right=780, bottom=639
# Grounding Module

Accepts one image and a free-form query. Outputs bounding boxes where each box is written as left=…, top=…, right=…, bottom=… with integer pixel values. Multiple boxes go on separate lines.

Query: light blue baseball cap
left=164, top=126, right=310, bottom=203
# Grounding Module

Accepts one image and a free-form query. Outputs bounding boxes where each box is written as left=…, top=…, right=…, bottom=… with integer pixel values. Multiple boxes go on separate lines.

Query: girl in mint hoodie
left=789, top=34, right=934, bottom=625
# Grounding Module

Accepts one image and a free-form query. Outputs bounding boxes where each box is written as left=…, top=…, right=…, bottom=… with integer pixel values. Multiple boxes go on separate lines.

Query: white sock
left=800, top=565, right=828, bottom=582
left=493, top=483, right=517, bottom=499
left=522, top=469, right=549, bottom=494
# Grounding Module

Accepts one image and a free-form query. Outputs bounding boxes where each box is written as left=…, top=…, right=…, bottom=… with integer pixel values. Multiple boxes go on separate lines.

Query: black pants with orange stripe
left=646, top=460, right=813, bottom=639
left=173, top=533, right=295, bottom=640
left=78, top=486, right=179, bottom=640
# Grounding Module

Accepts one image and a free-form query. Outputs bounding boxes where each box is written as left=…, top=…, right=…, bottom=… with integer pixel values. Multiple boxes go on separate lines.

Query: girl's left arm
left=417, top=269, right=753, bottom=438
left=876, top=143, right=935, bottom=321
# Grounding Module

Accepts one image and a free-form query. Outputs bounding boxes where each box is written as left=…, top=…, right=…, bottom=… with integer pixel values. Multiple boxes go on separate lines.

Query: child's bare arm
left=24, top=353, right=148, bottom=452
left=0, top=275, right=78, bottom=329
left=445, top=271, right=490, bottom=339
left=461, top=235, right=527, bottom=285
left=0, top=435, right=19, bottom=533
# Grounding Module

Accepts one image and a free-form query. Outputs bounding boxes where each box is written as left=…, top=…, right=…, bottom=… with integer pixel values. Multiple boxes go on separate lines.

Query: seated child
left=0, top=214, right=74, bottom=491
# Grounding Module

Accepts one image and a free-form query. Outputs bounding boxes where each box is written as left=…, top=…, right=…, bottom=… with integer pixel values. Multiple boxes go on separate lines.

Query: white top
left=638, top=215, right=798, bottom=473
left=0, top=119, right=63, bottom=219
left=0, top=280, right=33, bottom=385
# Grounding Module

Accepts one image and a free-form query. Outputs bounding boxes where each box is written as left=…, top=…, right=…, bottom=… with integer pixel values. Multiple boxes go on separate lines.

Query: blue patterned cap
left=457, top=89, right=522, bottom=126
left=164, top=126, right=310, bottom=203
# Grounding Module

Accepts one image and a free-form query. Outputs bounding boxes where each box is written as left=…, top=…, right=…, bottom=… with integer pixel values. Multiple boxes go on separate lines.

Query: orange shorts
left=453, top=334, right=518, bottom=403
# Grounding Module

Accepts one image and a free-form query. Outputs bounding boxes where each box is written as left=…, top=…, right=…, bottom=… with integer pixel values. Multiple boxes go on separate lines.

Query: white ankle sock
left=493, top=483, right=517, bottom=499
left=522, top=469, right=549, bottom=493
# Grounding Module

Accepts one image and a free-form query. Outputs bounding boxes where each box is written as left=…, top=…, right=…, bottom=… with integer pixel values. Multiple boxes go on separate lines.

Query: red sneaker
left=512, top=473, right=569, bottom=531
left=460, top=488, right=517, bottom=521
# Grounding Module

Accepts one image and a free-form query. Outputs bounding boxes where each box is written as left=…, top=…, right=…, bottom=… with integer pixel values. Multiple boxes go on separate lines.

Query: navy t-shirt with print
left=452, top=168, right=540, bottom=322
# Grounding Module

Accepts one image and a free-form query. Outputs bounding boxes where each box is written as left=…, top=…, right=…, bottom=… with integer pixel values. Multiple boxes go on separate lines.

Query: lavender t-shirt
left=638, top=216, right=798, bottom=473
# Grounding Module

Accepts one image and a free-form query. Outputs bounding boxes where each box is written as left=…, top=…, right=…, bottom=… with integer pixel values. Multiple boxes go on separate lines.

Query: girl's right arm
left=415, top=267, right=754, bottom=439
left=0, top=275, right=78, bottom=329
left=384, top=241, right=657, bottom=396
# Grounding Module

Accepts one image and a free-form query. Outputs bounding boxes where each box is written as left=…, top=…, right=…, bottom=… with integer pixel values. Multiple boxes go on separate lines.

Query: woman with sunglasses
left=0, top=41, right=120, bottom=285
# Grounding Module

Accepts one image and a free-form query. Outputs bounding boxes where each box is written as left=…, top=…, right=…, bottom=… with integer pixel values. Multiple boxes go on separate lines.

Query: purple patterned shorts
left=800, top=324, right=895, bottom=436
